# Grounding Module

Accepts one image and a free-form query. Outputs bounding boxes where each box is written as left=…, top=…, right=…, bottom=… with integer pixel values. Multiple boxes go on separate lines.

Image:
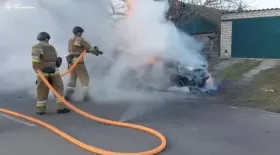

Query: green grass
left=222, top=60, right=261, bottom=80
left=210, top=59, right=280, bottom=113
left=247, top=65, right=280, bottom=112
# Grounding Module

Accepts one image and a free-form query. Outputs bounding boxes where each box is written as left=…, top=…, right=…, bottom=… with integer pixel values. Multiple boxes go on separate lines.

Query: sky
left=247, top=0, right=280, bottom=9
left=1, top=0, right=280, bottom=10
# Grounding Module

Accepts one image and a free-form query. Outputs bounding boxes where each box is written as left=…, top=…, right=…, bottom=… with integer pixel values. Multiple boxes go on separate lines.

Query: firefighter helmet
left=37, top=32, right=51, bottom=41
left=73, top=26, right=84, bottom=35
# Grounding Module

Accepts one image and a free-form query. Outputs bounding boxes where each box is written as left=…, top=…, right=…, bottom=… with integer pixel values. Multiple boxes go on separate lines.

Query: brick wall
left=220, top=9, right=280, bottom=58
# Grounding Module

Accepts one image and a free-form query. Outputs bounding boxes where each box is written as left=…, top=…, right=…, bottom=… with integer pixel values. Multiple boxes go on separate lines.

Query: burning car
left=119, top=55, right=216, bottom=93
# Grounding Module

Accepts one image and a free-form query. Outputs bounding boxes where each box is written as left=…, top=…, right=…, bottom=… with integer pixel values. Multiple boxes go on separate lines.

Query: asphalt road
left=1, top=91, right=280, bottom=155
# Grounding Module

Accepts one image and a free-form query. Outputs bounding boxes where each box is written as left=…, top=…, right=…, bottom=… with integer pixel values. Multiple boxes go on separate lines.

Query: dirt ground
left=208, top=59, right=280, bottom=113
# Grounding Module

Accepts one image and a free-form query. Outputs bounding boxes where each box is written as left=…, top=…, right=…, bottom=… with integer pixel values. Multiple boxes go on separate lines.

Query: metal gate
left=232, top=16, right=280, bottom=58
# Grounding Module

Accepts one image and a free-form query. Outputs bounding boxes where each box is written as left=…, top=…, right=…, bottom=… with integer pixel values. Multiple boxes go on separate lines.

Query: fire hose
left=0, top=50, right=167, bottom=155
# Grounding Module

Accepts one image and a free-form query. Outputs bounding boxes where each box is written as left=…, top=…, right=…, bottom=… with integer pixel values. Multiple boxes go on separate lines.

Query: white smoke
left=115, top=0, right=206, bottom=66
left=0, top=0, right=207, bottom=102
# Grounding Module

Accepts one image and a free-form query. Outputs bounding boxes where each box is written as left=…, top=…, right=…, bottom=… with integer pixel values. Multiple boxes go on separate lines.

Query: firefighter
left=65, top=26, right=103, bottom=102
left=32, top=32, right=71, bottom=115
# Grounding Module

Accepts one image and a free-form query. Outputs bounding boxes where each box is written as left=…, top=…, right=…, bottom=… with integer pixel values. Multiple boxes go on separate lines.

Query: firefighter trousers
left=36, top=73, right=66, bottom=112
left=66, top=63, right=89, bottom=98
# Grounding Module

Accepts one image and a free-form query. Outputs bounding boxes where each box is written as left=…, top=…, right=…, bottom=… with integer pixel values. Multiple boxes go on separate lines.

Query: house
left=221, top=8, right=280, bottom=58
left=168, top=3, right=222, bottom=59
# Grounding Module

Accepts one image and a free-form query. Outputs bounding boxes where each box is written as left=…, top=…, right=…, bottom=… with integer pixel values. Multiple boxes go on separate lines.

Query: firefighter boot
left=36, top=104, right=46, bottom=115
left=57, top=108, right=71, bottom=114
left=83, top=88, right=90, bottom=103
left=64, top=89, right=74, bottom=101
left=56, top=102, right=71, bottom=114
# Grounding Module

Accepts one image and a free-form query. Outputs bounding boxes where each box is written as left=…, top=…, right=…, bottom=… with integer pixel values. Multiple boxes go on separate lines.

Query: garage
left=220, top=8, right=280, bottom=58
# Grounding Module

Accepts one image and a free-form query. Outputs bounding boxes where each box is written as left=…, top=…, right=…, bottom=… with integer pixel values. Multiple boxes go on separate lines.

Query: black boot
left=36, top=105, right=46, bottom=115
left=65, top=90, right=74, bottom=101
left=83, top=89, right=91, bottom=103
left=57, top=108, right=71, bottom=114
left=83, top=95, right=90, bottom=102
left=36, top=111, right=45, bottom=115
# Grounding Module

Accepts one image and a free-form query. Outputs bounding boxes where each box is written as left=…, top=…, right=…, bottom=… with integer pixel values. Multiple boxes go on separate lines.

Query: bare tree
left=109, top=0, right=254, bottom=24
left=177, top=0, right=252, bottom=10
left=108, top=0, right=131, bottom=22
left=161, top=0, right=254, bottom=59
left=166, top=0, right=253, bottom=24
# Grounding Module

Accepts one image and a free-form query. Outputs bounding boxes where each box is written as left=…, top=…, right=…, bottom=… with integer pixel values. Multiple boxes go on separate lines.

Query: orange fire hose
left=0, top=50, right=167, bottom=155
left=60, top=50, right=87, bottom=77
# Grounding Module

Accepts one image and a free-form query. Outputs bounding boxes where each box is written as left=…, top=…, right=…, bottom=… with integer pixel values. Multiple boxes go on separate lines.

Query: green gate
left=232, top=16, right=280, bottom=58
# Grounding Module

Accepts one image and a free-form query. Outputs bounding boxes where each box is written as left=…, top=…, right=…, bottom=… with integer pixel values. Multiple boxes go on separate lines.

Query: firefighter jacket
left=68, top=35, right=94, bottom=63
left=31, top=41, right=59, bottom=74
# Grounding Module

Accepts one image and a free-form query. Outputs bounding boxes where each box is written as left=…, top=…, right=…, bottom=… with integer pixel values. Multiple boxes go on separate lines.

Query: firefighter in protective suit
left=32, top=32, right=71, bottom=115
left=65, top=26, right=103, bottom=102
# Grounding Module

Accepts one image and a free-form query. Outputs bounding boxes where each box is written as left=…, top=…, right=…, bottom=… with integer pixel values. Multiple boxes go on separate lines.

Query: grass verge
left=247, top=65, right=280, bottom=112
left=222, top=60, right=261, bottom=80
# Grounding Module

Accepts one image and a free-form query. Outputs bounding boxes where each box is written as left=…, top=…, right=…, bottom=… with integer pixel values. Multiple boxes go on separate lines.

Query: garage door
left=232, top=16, right=280, bottom=58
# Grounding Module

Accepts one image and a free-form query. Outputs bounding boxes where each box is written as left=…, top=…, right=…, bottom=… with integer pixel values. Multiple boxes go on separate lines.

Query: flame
left=125, top=0, right=156, bottom=65
left=125, top=0, right=134, bottom=17
left=148, top=56, right=157, bottom=64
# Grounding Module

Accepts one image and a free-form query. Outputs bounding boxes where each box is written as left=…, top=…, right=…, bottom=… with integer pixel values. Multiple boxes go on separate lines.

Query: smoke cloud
left=0, top=0, right=207, bottom=102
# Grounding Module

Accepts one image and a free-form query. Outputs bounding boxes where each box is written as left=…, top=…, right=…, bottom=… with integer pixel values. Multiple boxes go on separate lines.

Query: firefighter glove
left=56, top=57, right=62, bottom=68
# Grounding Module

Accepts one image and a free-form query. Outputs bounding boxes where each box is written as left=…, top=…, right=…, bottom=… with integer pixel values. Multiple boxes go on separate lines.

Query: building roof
left=187, top=5, right=222, bottom=25
left=222, top=8, right=280, bottom=14
left=174, top=4, right=222, bottom=34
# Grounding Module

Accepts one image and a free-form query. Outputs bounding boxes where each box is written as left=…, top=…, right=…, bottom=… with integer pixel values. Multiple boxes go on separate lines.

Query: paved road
left=1, top=91, right=280, bottom=155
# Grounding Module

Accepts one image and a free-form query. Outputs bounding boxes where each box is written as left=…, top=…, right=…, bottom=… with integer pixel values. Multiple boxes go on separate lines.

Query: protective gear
left=32, top=40, right=70, bottom=114
left=64, top=89, right=74, bottom=101
left=56, top=57, right=62, bottom=68
left=72, top=26, right=84, bottom=35
left=65, top=35, right=97, bottom=102
left=68, top=35, right=91, bottom=62
left=36, top=105, right=46, bottom=115
left=65, top=63, right=90, bottom=102
left=57, top=108, right=71, bottom=114
left=37, top=32, right=51, bottom=41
